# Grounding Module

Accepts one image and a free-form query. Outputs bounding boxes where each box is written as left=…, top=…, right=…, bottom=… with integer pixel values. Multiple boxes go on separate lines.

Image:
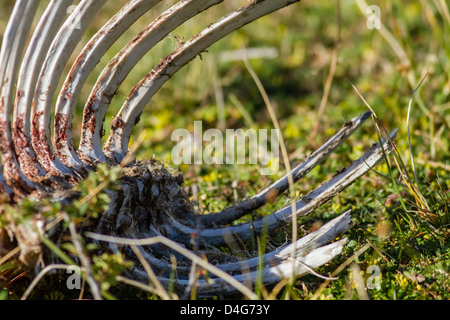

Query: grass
left=0, top=0, right=449, bottom=300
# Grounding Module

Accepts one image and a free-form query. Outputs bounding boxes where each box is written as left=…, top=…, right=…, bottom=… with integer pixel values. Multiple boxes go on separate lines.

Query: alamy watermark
left=66, top=5, right=81, bottom=30
left=366, top=5, right=381, bottom=29
left=171, top=121, right=280, bottom=175
left=366, top=265, right=382, bottom=290
left=66, top=265, right=81, bottom=290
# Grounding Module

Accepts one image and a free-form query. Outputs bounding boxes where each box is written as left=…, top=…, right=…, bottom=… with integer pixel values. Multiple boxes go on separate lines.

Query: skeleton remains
left=0, top=0, right=396, bottom=298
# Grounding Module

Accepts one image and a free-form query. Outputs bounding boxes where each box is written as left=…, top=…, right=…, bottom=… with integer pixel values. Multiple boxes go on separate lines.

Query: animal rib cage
left=0, top=0, right=395, bottom=298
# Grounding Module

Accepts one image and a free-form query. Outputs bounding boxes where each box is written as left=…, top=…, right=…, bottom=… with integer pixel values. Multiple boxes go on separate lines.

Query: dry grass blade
left=406, top=72, right=429, bottom=199
left=85, top=232, right=259, bottom=300
left=129, top=244, right=172, bottom=300
left=20, top=264, right=73, bottom=300
left=311, top=0, right=341, bottom=140
left=242, top=54, right=298, bottom=282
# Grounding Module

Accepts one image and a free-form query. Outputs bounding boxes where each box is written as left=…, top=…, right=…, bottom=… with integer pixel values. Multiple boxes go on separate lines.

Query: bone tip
left=390, top=128, right=399, bottom=138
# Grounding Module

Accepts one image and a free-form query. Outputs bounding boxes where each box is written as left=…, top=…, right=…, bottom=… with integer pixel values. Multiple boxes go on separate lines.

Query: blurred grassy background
left=1, top=0, right=449, bottom=299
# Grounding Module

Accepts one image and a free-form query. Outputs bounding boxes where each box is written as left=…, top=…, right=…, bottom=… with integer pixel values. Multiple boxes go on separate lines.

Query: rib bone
left=0, top=0, right=40, bottom=196
left=78, top=0, right=224, bottom=163
left=103, top=0, right=301, bottom=163
left=12, top=0, right=73, bottom=182
left=54, top=0, right=162, bottom=170
left=159, top=131, right=396, bottom=247
left=200, top=111, right=373, bottom=228
left=31, top=0, right=107, bottom=175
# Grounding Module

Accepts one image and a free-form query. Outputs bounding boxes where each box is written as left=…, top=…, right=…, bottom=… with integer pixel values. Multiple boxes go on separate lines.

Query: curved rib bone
left=161, top=131, right=396, bottom=247
left=12, top=0, right=73, bottom=183
left=200, top=111, right=373, bottom=228
left=54, top=0, right=162, bottom=171
left=0, top=0, right=40, bottom=196
left=103, top=0, right=301, bottom=163
left=89, top=211, right=351, bottom=297
left=78, top=0, right=224, bottom=163
left=132, top=239, right=348, bottom=297
left=216, top=209, right=352, bottom=274
left=142, top=210, right=352, bottom=278
left=31, top=0, right=107, bottom=176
